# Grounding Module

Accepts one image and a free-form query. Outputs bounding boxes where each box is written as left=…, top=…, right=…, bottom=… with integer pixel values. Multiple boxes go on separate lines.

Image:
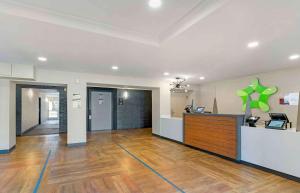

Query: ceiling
left=0, top=0, right=300, bottom=84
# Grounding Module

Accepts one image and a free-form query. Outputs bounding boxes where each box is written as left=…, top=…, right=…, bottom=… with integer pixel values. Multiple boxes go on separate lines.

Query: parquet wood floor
left=0, top=128, right=299, bottom=193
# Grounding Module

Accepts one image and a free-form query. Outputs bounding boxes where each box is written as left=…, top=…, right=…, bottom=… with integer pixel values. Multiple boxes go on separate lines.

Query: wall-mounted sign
left=72, top=93, right=81, bottom=109
left=281, top=92, right=299, bottom=106
left=98, top=94, right=104, bottom=105
left=118, top=98, right=124, bottom=105
left=236, top=78, right=278, bottom=112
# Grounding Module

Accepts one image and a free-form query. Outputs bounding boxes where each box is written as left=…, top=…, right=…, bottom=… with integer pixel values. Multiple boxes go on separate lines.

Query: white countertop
left=160, top=116, right=183, bottom=120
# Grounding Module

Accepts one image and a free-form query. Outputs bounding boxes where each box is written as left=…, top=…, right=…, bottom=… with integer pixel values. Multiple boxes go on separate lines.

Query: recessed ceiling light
left=38, top=56, right=47, bottom=62
left=163, top=72, right=170, bottom=76
left=289, top=54, right=300, bottom=60
left=247, top=41, right=259, bottom=48
left=200, top=76, right=205, bottom=80
left=112, top=66, right=119, bottom=70
left=148, top=0, right=162, bottom=8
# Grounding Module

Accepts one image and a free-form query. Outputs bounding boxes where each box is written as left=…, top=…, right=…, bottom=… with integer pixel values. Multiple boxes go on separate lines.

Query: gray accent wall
left=87, top=88, right=152, bottom=131
left=117, top=90, right=152, bottom=129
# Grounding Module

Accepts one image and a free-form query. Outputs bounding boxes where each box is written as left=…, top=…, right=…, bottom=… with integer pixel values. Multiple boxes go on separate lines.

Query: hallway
left=1, top=128, right=299, bottom=193
left=23, top=120, right=59, bottom=136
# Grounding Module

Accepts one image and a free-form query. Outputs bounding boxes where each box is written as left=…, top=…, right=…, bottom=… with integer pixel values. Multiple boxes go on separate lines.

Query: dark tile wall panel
left=58, top=89, right=67, bottom=133
left=117, top=90, right=152, bottom=129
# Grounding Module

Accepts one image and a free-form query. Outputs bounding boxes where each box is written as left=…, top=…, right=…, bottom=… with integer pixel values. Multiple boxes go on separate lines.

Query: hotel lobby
left=0, top=0, right=300, bottom=192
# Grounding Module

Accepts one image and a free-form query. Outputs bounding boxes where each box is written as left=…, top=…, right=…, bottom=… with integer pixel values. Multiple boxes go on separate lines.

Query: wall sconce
left=123, top=91, right=129, bottom=99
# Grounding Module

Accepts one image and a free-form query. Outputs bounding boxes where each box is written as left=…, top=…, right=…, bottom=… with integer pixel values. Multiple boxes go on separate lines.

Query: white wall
left=198, top=66, right=300, bottom=125
left=152, top=88, right=161, bottom=135
left=159, top=82, right=171, bottom=117
left=171, top=85, right=201, bottom=117
left=0, top=80, right=15, bottom=150
left=171, top=93, right=189, bottom=117
left=67, top=82, right=87, bottom=144
left=21, top=88, right=39, bottom=133
left=0, top=80, right=10, bottom=150
left=40, top=93, right=49, bottom=123
left=188, top=86, right=201, bottom=106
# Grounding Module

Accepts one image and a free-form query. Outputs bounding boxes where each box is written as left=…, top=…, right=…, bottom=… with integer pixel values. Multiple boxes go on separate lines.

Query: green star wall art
left=236, top=78, right=278, bottom=112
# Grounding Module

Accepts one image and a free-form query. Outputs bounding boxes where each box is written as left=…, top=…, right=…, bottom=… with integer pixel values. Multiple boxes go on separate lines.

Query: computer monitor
left=269, top=113, right=289, bottom=123
left=195, top=107, right=205, bottom=113
left=266, top=120, right=286, bottom=129
left=266, top=113, right=289, bottom=129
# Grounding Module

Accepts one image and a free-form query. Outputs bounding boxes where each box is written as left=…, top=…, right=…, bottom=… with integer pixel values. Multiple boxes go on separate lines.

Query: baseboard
left=152, top=133, right=184, bottom=145
left=67, top=142, right=86, bottom=147
left=0, top=145, right=16, bottom=154
left=241, top=161, right=300, bottom=183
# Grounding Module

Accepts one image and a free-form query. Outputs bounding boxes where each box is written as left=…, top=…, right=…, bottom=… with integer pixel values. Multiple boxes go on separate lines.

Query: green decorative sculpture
left=237, top=78, right=277, bottom=112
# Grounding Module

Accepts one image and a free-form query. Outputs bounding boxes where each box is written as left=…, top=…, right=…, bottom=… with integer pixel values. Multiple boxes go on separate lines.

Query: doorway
left=16, top=84, right=67, bottom=136
left=91, top=91, right=112, bottom=131
left=87, top=87, right=117, bottom=131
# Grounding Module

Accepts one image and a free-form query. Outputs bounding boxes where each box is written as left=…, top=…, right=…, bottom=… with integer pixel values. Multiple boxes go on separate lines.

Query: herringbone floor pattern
left=0, top=128, right=299, bottom=193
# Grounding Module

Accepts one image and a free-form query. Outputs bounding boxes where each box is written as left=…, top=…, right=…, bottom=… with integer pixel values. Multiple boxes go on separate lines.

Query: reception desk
left=159, top=114, right=300, bottom=179
left=242, top=126, right=300, bottom=178
left=184, top=113, right=244, bottom=160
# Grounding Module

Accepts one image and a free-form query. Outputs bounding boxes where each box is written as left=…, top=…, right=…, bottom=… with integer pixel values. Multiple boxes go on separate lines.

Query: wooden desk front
left=184, top=113, right=244, bottom=160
